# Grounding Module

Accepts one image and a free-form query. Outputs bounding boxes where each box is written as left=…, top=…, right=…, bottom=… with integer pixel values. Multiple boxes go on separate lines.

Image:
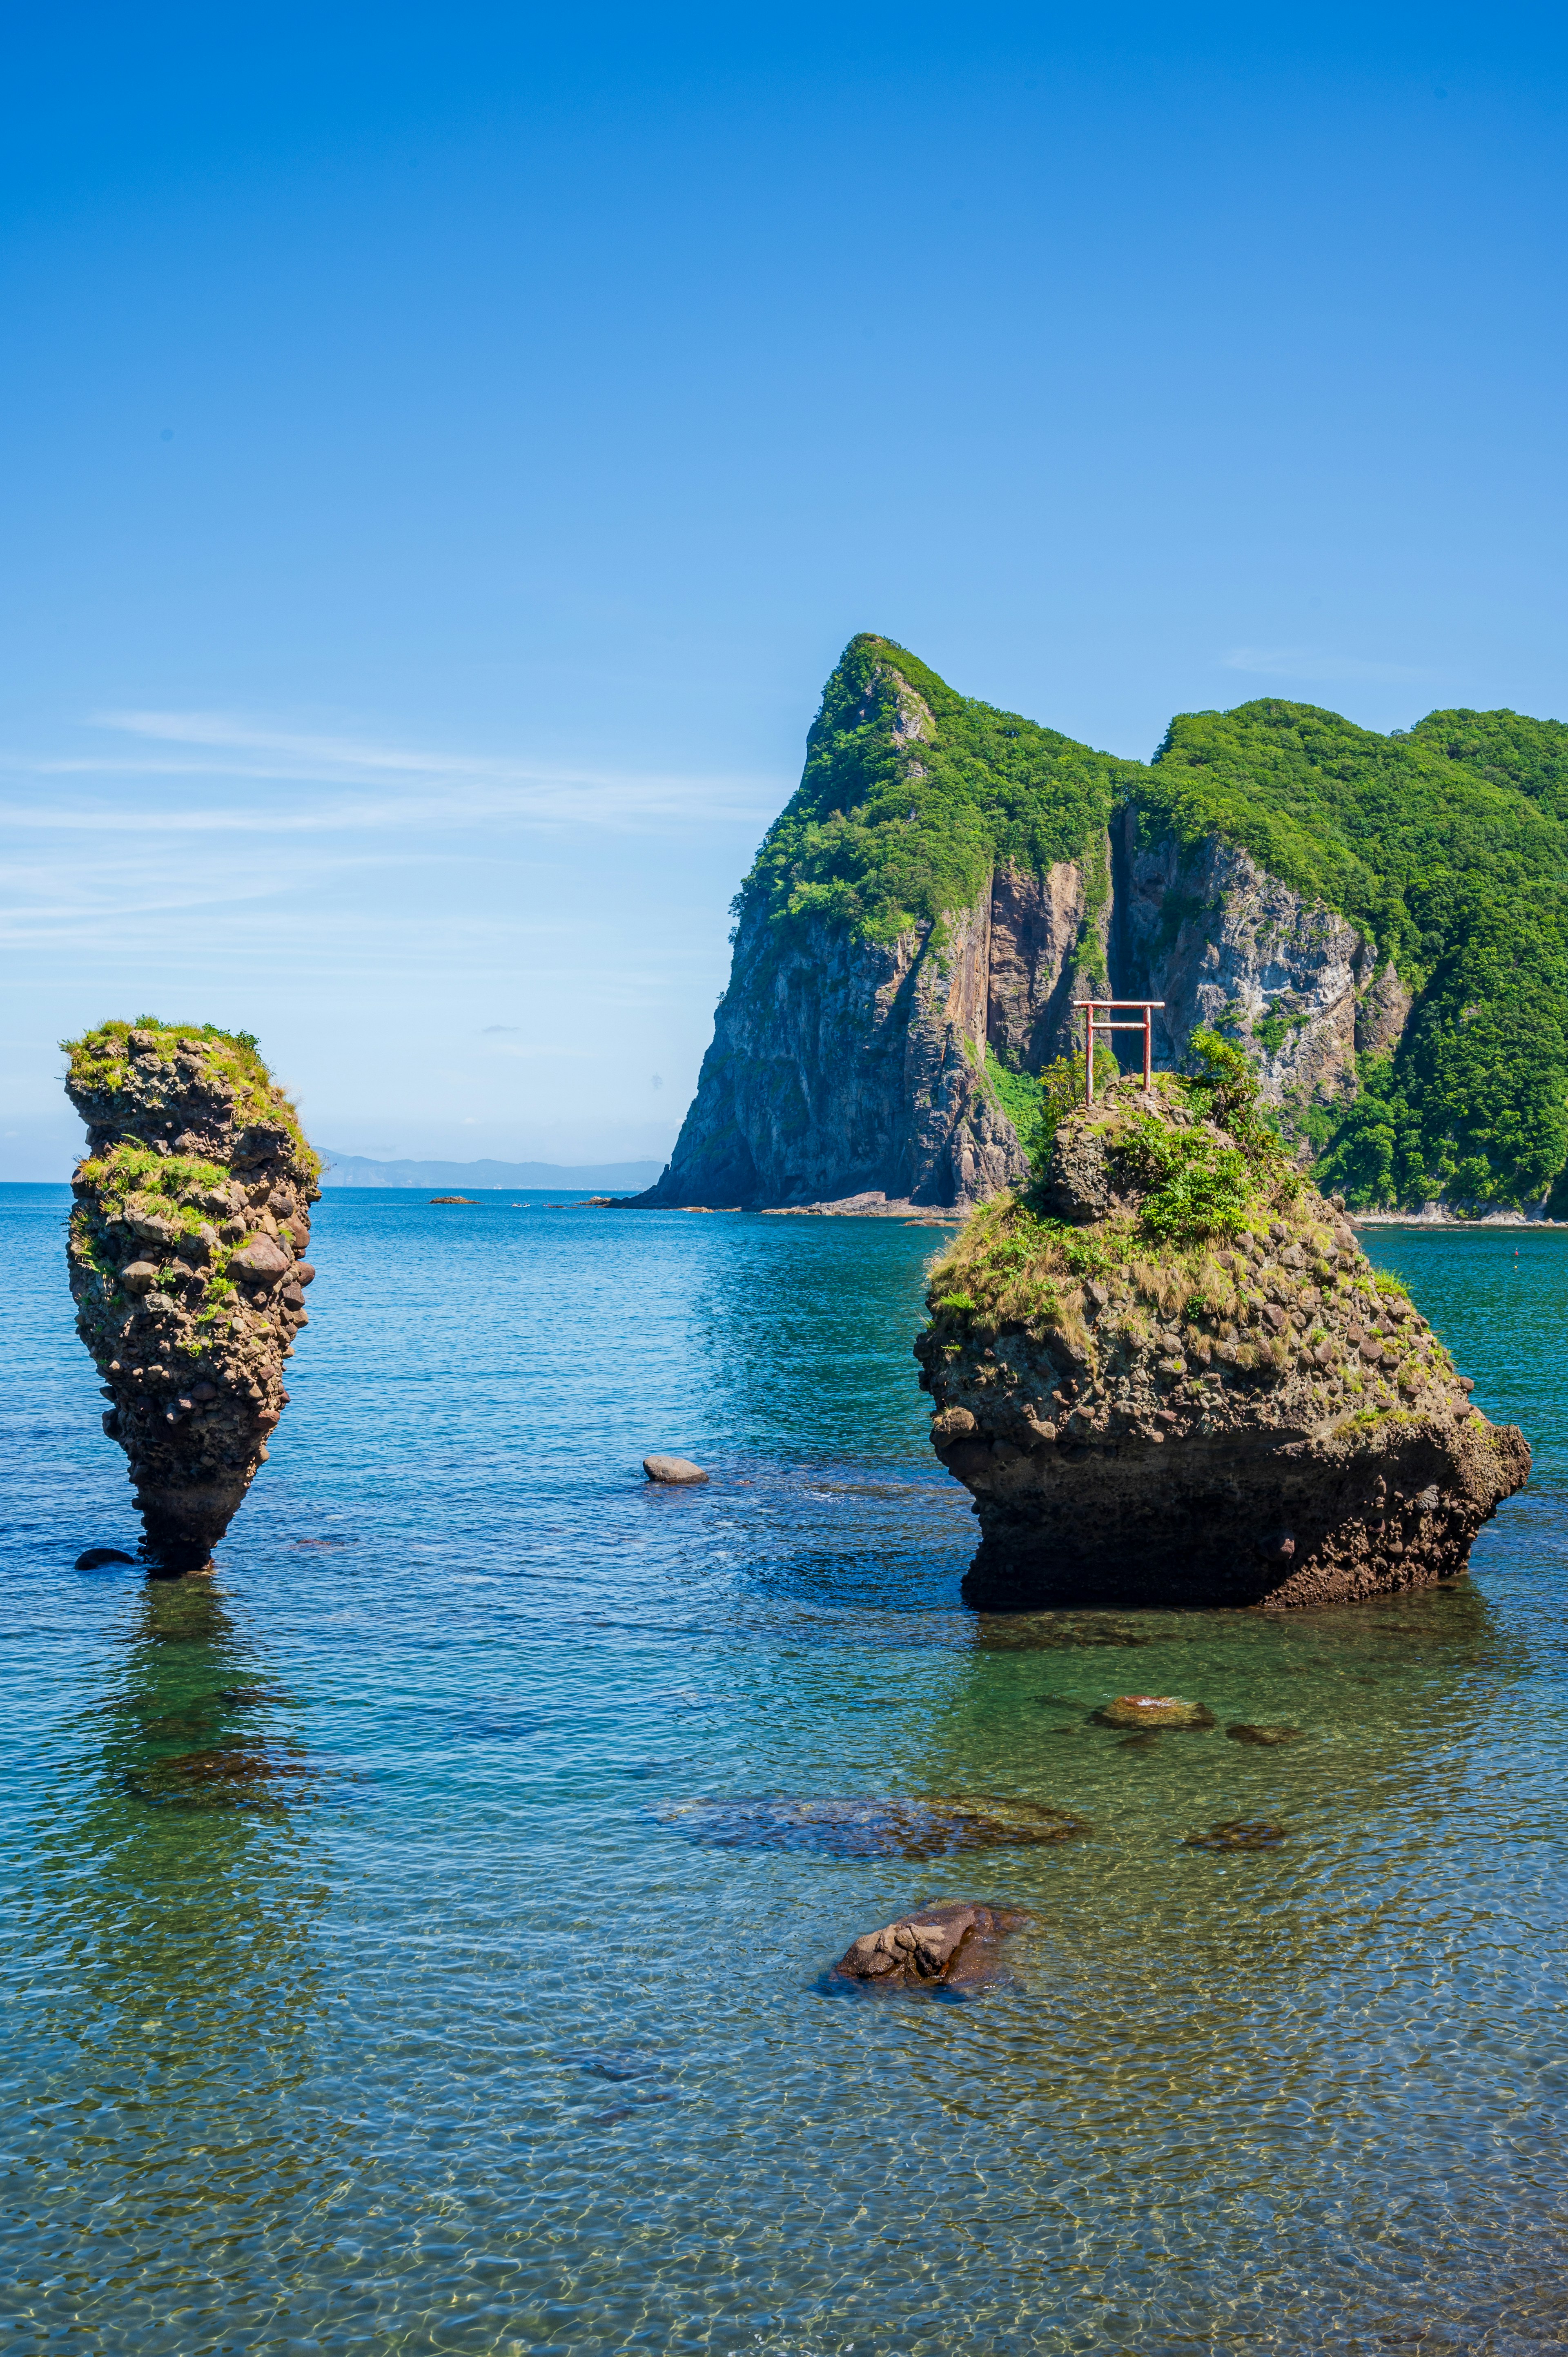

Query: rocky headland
left=65, top=1021, right=320, bottom=1572
left=914, top=1040, right=1530, bottom=1608
left=635, top=635, right=1568, bottom=1219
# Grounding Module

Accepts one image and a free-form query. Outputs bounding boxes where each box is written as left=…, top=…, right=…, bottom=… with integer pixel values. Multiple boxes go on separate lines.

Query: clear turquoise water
left=3, top=1187, right=1565, bottom=2355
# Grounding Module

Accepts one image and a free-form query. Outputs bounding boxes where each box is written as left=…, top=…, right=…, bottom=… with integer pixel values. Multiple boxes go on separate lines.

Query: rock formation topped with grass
left=914, top=1034, right=1529, bottom=1608
left=65, top=1020, right=321, bottom=1571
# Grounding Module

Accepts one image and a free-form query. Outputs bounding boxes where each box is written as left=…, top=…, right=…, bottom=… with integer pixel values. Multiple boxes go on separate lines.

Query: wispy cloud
left=0, top=707, right=780, bottom=833
left=1219, top=648, right=1436, bottom=686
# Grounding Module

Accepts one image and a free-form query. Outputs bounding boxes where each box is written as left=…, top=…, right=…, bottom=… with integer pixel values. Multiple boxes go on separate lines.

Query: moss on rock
left=64, top=1020, right=321, bottom=1570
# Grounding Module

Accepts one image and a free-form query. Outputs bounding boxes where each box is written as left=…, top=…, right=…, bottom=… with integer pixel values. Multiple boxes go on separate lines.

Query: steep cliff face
left=1111, top=815, right=1405, bottom=1148
left=648, top=847, right=1114, bottom=1208
left=646, top=896, right=1026, bottom=1208
left=987, top=854, right=1108, bottom=1070
left=641, top=635, right=1128, bottom=1208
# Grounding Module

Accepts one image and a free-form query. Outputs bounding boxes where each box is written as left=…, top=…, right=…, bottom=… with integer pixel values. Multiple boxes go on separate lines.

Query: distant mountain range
left=319, top=1151, right=664, bottom=1190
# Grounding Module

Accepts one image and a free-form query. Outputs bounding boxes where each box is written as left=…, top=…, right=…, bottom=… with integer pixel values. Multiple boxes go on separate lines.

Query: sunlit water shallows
left=3, top=1188, right=1565, bottom=2354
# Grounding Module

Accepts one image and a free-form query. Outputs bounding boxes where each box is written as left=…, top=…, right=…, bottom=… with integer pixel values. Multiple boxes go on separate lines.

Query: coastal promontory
left=65, top=1021, right=320, bottom=1571
left=638, top=634, right=1568, bottom=1218
left=915, top=1038, right=1530, bottom=1608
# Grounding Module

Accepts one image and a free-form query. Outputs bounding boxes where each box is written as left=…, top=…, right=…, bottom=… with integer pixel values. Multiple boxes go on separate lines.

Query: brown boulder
left=643, top=1455, right=709, bottom=1485
left=828, top=1901, right=1030, bottom=1990
left=228, top=1234, right=291, bottom=1285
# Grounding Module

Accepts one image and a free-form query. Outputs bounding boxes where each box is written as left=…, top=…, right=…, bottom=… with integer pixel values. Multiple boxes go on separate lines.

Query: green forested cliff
left=1144, top=701, right=1568, bottom=1210
left=731, top=636, right=1568, bottom=1214
left=733, top=634, right=1140, bottom=947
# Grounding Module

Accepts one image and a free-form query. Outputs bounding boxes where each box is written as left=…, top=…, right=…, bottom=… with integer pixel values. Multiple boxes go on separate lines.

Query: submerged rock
left=1091, top=1693, right=1215, bottom=1730
left=1185, top=1819, right=1289, bottom=1851
left=659, top=1794, right=1089, bottom=1858
left=829, top=1901, right=1030, bottom=1991
left=1226, top=1723, right=1305, bottom=1747
left=915, top=1053, right=1529, bottom=1609
left=643, top=1455, right=710, bottom=1485
left=64, top=1020, right=321, bottom=1572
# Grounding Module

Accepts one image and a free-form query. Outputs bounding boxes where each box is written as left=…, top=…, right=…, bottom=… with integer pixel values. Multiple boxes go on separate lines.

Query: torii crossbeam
left=1072, top=999, right=1165, bottom=1102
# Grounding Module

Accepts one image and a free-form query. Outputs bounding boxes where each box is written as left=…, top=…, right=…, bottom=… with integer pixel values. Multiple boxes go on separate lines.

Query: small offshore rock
left=75, top=1546, right=136, bottom=1569
left=1092, top=1693, right=1216, bottom=1731
left=643, top=1455, right=710, bottom=1485
left=829, top=1900, right=1031, bottom=1991
left=1185, top=1819, right=1289, bottom=1851
left=1225, top=1722, right=1305, bottom=1747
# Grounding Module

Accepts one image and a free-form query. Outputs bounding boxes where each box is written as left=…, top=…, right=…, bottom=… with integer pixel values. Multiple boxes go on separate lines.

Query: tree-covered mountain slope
left=1412, top=708, right=1568, bottom=821
left=645, top=638, right=1568, bottom=1215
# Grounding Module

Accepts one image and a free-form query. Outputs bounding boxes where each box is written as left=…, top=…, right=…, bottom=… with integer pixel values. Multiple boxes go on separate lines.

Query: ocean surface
left=3, top=1185, right=1564, bottom=2355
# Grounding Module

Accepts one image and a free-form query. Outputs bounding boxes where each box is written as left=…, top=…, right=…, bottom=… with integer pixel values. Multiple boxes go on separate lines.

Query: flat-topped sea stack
left=65, top=1021, right=321, bottom=1571
left=914, top=1038, right=1529, bottom=1608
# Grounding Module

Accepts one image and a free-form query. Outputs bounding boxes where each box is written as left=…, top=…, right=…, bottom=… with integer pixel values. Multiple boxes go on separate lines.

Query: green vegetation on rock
left=63, top=1018, right=321, bottom=1186
left=930, top=1038, right=1299, bottom=1342
left=734, top=634, right=1140, bottom=945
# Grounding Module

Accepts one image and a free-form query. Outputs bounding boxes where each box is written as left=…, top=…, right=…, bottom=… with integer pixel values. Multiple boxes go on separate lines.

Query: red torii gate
left=1073, top=998, right=1165, bottom=1102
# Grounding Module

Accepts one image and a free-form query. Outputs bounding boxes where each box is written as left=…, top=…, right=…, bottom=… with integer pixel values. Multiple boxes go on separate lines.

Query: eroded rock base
left=958, top=1417, right=1528, bottom=1611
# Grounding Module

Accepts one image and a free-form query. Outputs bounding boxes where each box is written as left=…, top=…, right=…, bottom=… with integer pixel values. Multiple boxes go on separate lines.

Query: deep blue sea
left=3, top=1186, right=1565, bottom=2355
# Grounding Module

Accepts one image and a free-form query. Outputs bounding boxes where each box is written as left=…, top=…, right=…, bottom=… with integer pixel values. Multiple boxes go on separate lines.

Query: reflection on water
left=7, top=1573, right=330, bottom=2344
left=3, top=1189, right=1567, bottom=2353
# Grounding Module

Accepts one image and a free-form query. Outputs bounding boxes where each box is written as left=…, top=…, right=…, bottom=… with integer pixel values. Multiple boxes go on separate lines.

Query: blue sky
left=5, top=4, right=1566, bottom=1176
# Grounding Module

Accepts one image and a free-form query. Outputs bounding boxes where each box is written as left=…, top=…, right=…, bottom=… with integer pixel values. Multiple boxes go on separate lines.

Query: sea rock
left=1226, top=1723, right=1304, bottom=1747
left=643, top=1455, right=710, bottom=1485
left=915, top=1069, right=1530, bottom=1608
left=1091, top=1693, right=1215, bottom=1730
left=64, top=1020, right=321, bottom=1572
left=1185, top=1820, right=1289, bottom=1851
left=74, top=1546, right=136, bottom=1569
left=828, top=1901, right=1030, bottom=1990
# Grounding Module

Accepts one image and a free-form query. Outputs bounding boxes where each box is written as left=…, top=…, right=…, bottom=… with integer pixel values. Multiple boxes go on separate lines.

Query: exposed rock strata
left=640, top=890, right=1034, bottom=1209
left=915, top=1080, right=1529, bottom=1608
left=1112, top=817, right=1402, bottom=1149
left=65, top=1022, right=320, bottom=1571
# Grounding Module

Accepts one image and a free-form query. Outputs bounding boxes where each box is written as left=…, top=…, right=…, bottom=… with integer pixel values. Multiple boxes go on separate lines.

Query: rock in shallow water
left=829, top=1901, right=1031, bottom=1991
left=1225, top=1722, right=1305, bottom=1747
left=1091, top=1693, right=1216, bottom=1730
left=643, top=1455, right=709, bottom=1485
left=74, top=1546, right=136, bottom=1569
left=915, top=1068, right=1530, bottom=1609
left=659, top=1794, right=1089, bottom=1858
left=64, top=1021, right=321, bottom=1572
left=1185, top=1819, right=1289, bottom=1851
